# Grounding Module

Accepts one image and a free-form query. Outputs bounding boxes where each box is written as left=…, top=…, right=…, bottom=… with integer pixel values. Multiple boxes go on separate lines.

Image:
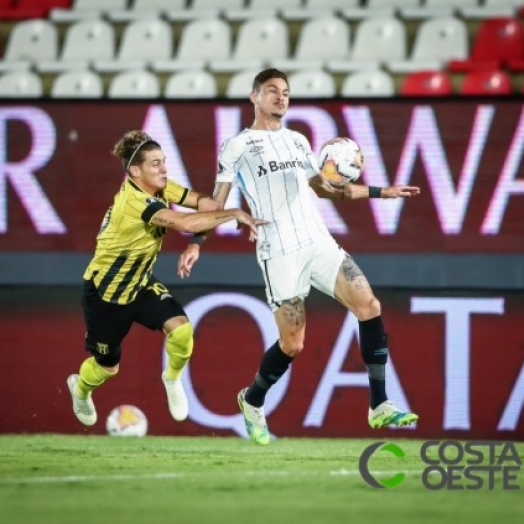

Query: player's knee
left=93, top=353, right=121, bottom=372
left=356, top=296, right=381, bottom=321
left=88, top=356, right=119, bottom=379
left=166, top=322, right=194, bottom=360
left=281, top=341, right=304, bottom=358
left=101, top=363, right=119, bottom=375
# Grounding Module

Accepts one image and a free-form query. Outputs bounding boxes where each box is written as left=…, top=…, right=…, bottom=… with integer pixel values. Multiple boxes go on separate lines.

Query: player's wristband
left=189, top=235, right=205, bottom=246
left=369, top=186, right=383, bottom=199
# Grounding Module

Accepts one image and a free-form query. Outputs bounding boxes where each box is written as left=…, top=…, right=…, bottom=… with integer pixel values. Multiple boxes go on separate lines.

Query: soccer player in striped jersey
left=178, top=69, right=421, bottom=445
left=67, top=130, right=265, bottom=427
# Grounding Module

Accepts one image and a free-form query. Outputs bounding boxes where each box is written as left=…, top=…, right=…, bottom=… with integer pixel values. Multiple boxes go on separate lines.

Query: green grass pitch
left=0, top=435, right=522, bottom=524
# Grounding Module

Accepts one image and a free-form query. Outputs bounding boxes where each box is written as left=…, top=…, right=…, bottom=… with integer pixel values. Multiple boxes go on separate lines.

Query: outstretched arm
left=151, top=206, right=263, bottom=237
left=309, top=174, right=420, bottom=201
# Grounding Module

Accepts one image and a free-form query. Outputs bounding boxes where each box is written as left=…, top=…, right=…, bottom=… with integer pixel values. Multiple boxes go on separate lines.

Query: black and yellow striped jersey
left=84, top=179, right=188, bottom=304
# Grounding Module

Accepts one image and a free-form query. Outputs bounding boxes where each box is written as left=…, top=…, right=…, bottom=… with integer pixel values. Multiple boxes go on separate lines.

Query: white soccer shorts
left=259, top=237, right=347, bottom=312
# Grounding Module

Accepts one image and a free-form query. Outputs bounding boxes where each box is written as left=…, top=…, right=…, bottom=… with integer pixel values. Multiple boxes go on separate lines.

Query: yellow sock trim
left=75, top=357, right=117, bottom=399
left=165, top=322, right=194, bottom=381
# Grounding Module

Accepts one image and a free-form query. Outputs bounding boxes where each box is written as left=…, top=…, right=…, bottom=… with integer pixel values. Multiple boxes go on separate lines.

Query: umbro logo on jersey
left=246, top=139, right=263, bottom=145
left=257, top=166, right=268, bottom=177
left=249, top=146, right=264, bottom=155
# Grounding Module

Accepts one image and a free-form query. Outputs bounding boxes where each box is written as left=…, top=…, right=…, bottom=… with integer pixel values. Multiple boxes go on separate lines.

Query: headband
left=124, top=137, right=152, bottom=172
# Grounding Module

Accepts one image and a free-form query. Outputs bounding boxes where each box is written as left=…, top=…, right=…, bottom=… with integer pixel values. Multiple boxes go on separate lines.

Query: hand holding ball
left=318, top=137, right=364, bottom=187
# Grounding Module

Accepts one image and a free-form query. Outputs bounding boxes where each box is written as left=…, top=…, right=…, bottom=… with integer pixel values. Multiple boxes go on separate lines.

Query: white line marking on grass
left=329, top=469, right=422, bottom=477
left=0, top=469, right=424, bottom=485
left=0, top=473, right=185, bottom=484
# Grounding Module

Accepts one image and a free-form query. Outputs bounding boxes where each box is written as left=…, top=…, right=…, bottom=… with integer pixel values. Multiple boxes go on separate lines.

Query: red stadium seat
left=449, top=18, right=524, bottom=73
left=460, top=69, right=512, bottom=96
left=401, top=71, right=453, bottom=96
left=0, top=0, right=70, bottom=20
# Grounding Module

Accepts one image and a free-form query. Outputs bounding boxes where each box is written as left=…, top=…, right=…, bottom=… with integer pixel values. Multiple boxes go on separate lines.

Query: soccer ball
left=106, top=405, right=148, bottom=437
left=318, top=137, right=364, bottom=186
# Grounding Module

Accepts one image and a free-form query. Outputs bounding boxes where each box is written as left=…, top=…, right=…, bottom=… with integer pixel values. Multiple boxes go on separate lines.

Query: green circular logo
left=359, top=442, right=406, bottom=489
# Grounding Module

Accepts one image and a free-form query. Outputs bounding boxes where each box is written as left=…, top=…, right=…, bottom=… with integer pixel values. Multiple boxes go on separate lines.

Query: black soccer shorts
left=82, top=275, right=186, bottom=366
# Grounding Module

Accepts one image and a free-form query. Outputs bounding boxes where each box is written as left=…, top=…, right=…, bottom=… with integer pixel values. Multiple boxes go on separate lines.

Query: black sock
left=368, top=376, right=387, bottom=410
left=359, top=316, right=389, bottom=409
left=244, top=341, right=293, bottom=408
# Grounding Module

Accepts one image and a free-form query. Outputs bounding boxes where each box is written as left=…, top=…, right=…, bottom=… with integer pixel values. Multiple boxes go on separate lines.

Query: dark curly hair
left=112, top=130, right=161, bottom=172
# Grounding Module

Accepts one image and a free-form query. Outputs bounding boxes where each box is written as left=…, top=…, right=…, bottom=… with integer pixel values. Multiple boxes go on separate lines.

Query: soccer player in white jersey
left=178, top=68, right=421, bottom=445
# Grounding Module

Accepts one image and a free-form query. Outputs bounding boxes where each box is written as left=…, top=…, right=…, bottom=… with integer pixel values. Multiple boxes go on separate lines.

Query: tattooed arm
left=151, top=207, right=264, bottom=237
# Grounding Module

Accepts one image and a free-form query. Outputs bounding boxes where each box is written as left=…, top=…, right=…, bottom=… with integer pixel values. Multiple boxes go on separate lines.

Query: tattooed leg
left=339, top=254, right=370, bottom=291
left=280, top=297, right=306, bottom=327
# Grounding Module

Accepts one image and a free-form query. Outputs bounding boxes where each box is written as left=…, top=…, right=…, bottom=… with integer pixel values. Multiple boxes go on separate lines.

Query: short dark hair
left=252, top=68, right=289, bottom=92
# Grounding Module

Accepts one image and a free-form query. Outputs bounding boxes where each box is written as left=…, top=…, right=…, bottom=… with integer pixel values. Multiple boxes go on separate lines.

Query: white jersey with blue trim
left=216, top=127, right=332, bottom=261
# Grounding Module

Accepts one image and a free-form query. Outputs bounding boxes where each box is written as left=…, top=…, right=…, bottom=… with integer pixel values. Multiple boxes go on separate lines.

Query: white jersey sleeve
left=216, top=137, right=244, bottom=184
left=291, top=131, right=321, bottom=180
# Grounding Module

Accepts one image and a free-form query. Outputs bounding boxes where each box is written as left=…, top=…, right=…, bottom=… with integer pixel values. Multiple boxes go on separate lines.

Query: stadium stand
left=388, top=16, right=468, bottom=73
left=350, top=16, right=407, bottom=69
left=0, top=69, right=42, bottom=96
left=210, top=17, right=288, bottom=72
left=51, top=69, right=103, bottom=97
left=165, top=0, right=243, bottom=23
left=94, top=19, right=172, bottom=73
left=108, top=69, right=160, bottom=97
left=282, top=0, right=352, bottom=22
left=226, top=69, right=261, bottom=98
left=152, top=17, right=230, bottom=73
left=340, top=69, right=395, bottom=96
left=2, top=19, right=58, bottom=72
left=273, top=16, right=349, bottom=71
left=449, top=17, right=524, bottom=72
left=164, top=69, right=217, bottom=98
left=288, top=68, right=336, bottom=97
left=400, top=70, right=453, bottom=96
left=0, top=0, right=70, bottom=20
left=37, top=19, right=115, bottom=73
left=0, top=0, right=523, bottom=98
left=109, top=0, right=185, bottom=23
left=460, top=68, right=513, bottom=95
left=50, top=0, right=127, bottom=23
